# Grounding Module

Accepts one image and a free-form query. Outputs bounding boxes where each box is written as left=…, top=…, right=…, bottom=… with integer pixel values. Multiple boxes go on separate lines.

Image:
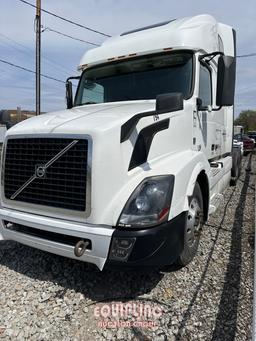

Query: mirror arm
left=66, top=76, right=80, bottom=82
left=199, top=51, right=224, bottom=65
left=212, top=106, right=222, bottom=111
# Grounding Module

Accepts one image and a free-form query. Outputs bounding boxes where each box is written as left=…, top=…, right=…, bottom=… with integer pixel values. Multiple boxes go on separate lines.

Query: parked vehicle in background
left=233, top=134, right=244, bottom=155
left=232, top=132, right=243, bottom=185
left=242, top=134, right=254, bottom=155
left=0, top=111, right=12, bottom=130
left=247, top=131, right=256, bottom=145
left=234, top=125, right=244, bottom=139
left=234, top=133, right=254, bottom=155
left=0, top=15, right=237, bottom=270
left=0, top=110, right=36, bottom=130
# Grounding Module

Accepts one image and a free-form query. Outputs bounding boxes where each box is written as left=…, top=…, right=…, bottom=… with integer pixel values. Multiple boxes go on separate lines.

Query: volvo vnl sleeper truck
left=0, top=15, right=236, bottom=270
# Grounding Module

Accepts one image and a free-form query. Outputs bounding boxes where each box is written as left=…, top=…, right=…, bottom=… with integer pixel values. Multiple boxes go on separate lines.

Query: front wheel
left=176, top=182, right=203, bottom=266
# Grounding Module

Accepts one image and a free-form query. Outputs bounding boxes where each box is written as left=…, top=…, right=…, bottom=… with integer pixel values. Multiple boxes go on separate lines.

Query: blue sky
left=0, top=0, right=255, bottom=116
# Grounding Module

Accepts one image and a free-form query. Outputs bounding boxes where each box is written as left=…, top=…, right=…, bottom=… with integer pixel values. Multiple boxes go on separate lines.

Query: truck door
left=193, top=63, right=216, bottom=159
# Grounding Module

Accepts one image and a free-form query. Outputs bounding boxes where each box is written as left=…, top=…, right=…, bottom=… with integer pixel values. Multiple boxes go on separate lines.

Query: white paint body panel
left=79, top=14, right=219, bottom=69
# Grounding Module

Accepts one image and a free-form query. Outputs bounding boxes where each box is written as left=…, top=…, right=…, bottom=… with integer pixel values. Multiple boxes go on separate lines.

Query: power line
left=0, top=32, right=33, bottom=54
left=237, top=53, right=256, bottom=58
left=18, top=0, right=111, bottom=37
left=0, top=32, right=77, bottom=75
left=0, top=59, right=65, bottom=83
left=42, top=27, right=100, bottom=47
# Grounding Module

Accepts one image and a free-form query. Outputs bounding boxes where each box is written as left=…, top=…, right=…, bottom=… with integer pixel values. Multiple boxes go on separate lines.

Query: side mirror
left=66, top=80, right=73, bottom=109
left=156, top=93, right=184, bottom=114
left=216, top=55, right=236, bottom=107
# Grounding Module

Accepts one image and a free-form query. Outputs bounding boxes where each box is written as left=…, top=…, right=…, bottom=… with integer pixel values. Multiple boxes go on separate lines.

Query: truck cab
left=0, top=15, right=236, bottom=270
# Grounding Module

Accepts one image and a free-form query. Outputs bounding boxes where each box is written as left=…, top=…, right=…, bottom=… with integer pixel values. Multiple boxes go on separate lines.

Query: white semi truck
left=0, top=15, right=237, bottom=270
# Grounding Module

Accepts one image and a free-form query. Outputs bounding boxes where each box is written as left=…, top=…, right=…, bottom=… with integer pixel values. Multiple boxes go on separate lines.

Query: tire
left=230, top=178, right=237, bottom=186
left=176, top=182, right=203, bottom=266
left=238, top=153, right=242, bottom=177
left=231, top=158, right=239, bottom=186
left=230, top=152, right=239, bottom=186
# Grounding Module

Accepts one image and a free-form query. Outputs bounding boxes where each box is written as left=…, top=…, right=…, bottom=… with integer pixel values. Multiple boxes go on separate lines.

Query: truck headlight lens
left=117, top=175, right=174, bottom=228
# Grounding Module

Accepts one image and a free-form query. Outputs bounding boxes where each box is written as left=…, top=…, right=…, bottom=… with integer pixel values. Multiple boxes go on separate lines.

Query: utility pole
left=35, top=0, right=41, bottom=115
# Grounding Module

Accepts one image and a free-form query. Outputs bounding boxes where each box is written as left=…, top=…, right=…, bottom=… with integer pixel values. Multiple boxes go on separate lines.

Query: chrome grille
left=4, top=137, right=88, bottom=211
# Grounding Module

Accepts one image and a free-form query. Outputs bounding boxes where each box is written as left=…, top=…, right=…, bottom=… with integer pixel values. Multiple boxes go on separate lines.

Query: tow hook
left=74, top=240, right=90, bottom=257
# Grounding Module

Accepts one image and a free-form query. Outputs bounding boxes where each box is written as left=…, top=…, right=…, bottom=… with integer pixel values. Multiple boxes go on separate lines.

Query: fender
left=186, top=162, right=207, bottom=197
left=183, top=162, right=210, bottom=217
left=108, top=150, right=211, bottom=224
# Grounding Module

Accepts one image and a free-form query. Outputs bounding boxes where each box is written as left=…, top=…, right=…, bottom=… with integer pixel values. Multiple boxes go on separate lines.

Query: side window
left=81, top=81, right=104, bottom=104
left=199, top=65, right=212, bottom=107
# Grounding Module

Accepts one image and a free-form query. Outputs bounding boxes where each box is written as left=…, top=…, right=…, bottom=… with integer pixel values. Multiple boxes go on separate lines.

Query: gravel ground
left=0, top=154, right=254, bottom=341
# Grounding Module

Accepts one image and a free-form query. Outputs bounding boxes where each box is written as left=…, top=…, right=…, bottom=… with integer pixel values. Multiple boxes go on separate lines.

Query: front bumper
left=107, top=212, right=186, bottom=268
left=0, top=208, right=186, bottom=270
left=0, top=208, right=114, bottom=270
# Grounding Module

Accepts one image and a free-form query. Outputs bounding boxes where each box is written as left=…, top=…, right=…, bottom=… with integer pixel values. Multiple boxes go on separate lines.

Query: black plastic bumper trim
left=107, top=211, right=187, bottom=268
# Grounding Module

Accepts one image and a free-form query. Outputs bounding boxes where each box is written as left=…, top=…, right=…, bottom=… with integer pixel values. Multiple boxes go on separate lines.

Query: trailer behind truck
left=0, top=14, right=237, bottom=270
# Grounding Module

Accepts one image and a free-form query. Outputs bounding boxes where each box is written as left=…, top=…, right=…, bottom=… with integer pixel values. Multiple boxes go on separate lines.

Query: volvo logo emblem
left=35, top=165, right=46, bottom=178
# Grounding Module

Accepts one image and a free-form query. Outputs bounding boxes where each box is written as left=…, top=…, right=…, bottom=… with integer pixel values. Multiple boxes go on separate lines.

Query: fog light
left=109, top=237, right=136, bottom=261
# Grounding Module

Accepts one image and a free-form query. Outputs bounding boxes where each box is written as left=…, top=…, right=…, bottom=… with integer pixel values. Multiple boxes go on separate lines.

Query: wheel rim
left=186, top=197, right=201, bottom=247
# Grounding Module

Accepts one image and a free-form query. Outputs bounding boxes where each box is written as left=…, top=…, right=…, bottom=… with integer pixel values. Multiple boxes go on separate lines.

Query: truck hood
left=7, top=100, right=156, bottom=136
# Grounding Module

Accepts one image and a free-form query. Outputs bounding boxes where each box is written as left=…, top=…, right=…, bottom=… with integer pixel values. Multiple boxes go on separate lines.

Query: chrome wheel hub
left=186, top=197, right=201, bottom=247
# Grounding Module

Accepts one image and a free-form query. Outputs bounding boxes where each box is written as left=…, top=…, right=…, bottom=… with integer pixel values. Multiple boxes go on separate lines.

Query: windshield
left=74, top=52, right=193, bottom=106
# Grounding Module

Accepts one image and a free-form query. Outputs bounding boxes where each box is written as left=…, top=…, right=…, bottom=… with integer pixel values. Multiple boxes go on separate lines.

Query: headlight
left=117, top=175, right=174, bottom=228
